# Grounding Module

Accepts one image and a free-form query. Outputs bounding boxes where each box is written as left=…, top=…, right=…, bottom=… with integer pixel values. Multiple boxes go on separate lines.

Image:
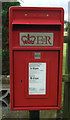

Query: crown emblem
left=21, top=34, right=35, bottom=44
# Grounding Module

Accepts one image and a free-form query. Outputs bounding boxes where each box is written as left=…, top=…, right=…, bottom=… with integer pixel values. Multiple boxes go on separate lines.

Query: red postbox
left=9, top=7, right=64, bottom=110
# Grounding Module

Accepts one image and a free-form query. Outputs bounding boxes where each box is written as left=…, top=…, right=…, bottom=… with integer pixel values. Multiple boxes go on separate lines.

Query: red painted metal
left=9, top=7, right=64, bottom=110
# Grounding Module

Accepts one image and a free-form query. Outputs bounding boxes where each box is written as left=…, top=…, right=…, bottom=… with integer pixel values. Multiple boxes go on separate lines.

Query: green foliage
left=2, top=49, right=9, bottom=75
left=2, top=2, right=20, bottom=75
left=64, top=20, right=70, bottom=31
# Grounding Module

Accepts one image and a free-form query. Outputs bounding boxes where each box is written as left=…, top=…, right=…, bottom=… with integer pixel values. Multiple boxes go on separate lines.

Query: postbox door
left=13, top=50, right=59, bottom=107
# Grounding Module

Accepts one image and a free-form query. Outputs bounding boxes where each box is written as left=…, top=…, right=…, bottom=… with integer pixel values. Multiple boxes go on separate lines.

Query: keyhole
left=21, top=80, right=23, bottom=83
